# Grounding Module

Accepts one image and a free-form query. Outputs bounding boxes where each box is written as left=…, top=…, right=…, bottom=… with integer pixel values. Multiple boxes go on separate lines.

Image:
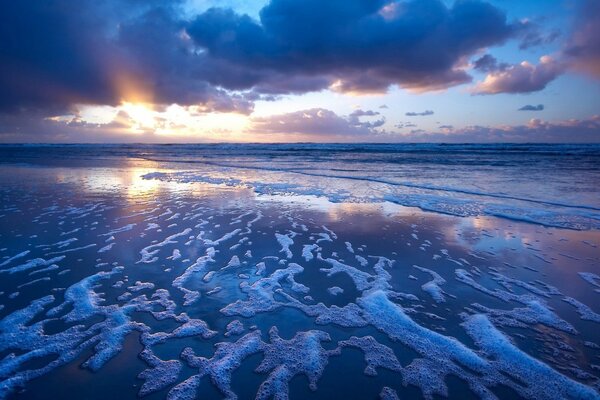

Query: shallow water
left=0, top=145, right=599, bottom=399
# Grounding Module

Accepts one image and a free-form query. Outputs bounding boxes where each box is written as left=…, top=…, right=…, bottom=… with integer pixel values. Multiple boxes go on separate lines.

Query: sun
left=120, top=102, right=158, bottom=133
left=51, top=100, right=254, bottom=140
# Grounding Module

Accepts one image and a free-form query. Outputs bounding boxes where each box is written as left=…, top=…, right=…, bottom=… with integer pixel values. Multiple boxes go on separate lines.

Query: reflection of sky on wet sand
left=8, top=161, right=599, bottom=264
left=254, top=193, right=412, bottom=219
left=55, top=165, right=172, bottom=199
left=4, top=161, right=600, bottom=265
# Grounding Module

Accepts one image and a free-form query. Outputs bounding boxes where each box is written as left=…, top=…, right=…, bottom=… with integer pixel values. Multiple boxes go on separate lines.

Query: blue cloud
left=188, top=0, right=516, bottom=93
left=518, top=104, right=544, bottom=111
left=406, top=110, right=434, bottom=117
left=0, top=0, right=519, bottom=113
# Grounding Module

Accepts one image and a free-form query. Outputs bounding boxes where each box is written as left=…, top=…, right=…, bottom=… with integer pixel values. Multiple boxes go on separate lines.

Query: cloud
left=0, top=1, right=260, bottom=115
left=4, top=107, right=599, bottom=144
left=249, top=108, right=385, bottom=139
left=347, top=109, right=386, bottom=128
left=470, top=1, right=598, bottom=96
left=564, top=0, right=600, bottom=78
left=516, top=19, right=560, bottom=50
left=395, top=122, right=417, bottom=129
left=518, top=104, right=544, bottom=111
left=246, top=109, right=599, bottom=143
left=0, top=1, right=121, bottom=112
left=473, top=54, right=508, bottom=73
left=349, top=110, right=380, bottom=118
left=1, top=0, right=595, bottom=143
left=391, top=115, right=600, bottom=143
left=406, top=110, right=434, bottom=117
left=473, top=55, right=564, bottom=94
left=0, top=0, right=522, bottom=122
left=185, top=0, right=516, bottom=94
left=470, top=2, right=599, bottom=96
left=0, top=103, right=252, bottom=143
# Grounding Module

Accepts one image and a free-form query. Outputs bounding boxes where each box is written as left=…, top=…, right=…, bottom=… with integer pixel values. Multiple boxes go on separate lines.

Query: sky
left=0, top=0, right=599, bottom=143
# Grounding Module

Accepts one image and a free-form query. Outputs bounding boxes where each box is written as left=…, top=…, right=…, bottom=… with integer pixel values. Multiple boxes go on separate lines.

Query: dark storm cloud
left=0, top=0, right=254, bottom=114
left=0, top=1, right=119, bottom=111
left=187, top=0, right=516, bottom=93
left=518, top=104, right=544, bottom=111
left=406, top=110, right=434, bottom=117
left=0, top=0, right=518, bottom=115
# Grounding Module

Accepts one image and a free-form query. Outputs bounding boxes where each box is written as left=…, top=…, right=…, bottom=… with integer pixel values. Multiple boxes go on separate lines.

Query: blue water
left=2, top=143, right=600, bottom=230
left=0, top=144, right=599, bottom=399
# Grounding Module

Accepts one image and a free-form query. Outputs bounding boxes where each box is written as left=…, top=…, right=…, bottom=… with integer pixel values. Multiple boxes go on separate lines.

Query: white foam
left=98, top=242, right=115, bottom=253
left=221, top=263, right=304, bottom=317
left=173, top=330, right=264, bottom=399
left=167, top=249, right=182, bottom=260
left=46, top=243, right=96, bottom=255
left=379, top=387, right=400, bottom=400
left=221, top=255, right=241, bottom=270
left=145, top=223, right=160, bottom=231
left=339, top=336, right=402, bottom=376
left=302, top=244, right=319, bottom=261
left=172, top=247, right=216, bottom=305
left=203, top=270, right=216, bottom=283
left=128, top=281, right=155, bottom=293
left=355, top=255, right=368, bottom=267
left=579, top=272, right=600, bottom=293
left=327, top=286, right=344, bottom=296
left=318, top=255, right=373, bottom=291
left=207, top=287, right=222, bottom=295
left=224, top=320, right=244, bottom=337
left=275, top=232, right=295, bottom=259
left=0, top=250, right=31, bottom=268
left=28, top=264, right=59, bottom=276
left=413, top=265, right=447, bottom=303
left=562, top=296, right=600, bottom=323
left=0, top=256, right=66, bottom=275
left=138, top=350, right=182, bottom=397
left=100, top=223, right=136, bottom=237
left=139, top=228, right=192, bottom=263
left=255, top=327, right=337, bottom=398
left=203, top=228, right=242, bottom=247
left=358, top=290, right=496, bottom=398
left=255, top=262, right=266, bottom=276
left=463, top=313, right=599, bottom=400
left=472, top=298, right=577, bottom=334
left=17, top=277, right=51, bottom=289
left=345, top=242, right=354, bottom=254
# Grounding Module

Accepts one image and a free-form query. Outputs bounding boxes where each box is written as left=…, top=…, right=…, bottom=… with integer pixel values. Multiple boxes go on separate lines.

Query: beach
left=0, top=144, right=599, bottom=399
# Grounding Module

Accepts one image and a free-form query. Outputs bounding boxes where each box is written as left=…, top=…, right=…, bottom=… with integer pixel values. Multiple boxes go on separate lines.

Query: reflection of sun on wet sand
left=0, top=144, right=599, bottom=400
